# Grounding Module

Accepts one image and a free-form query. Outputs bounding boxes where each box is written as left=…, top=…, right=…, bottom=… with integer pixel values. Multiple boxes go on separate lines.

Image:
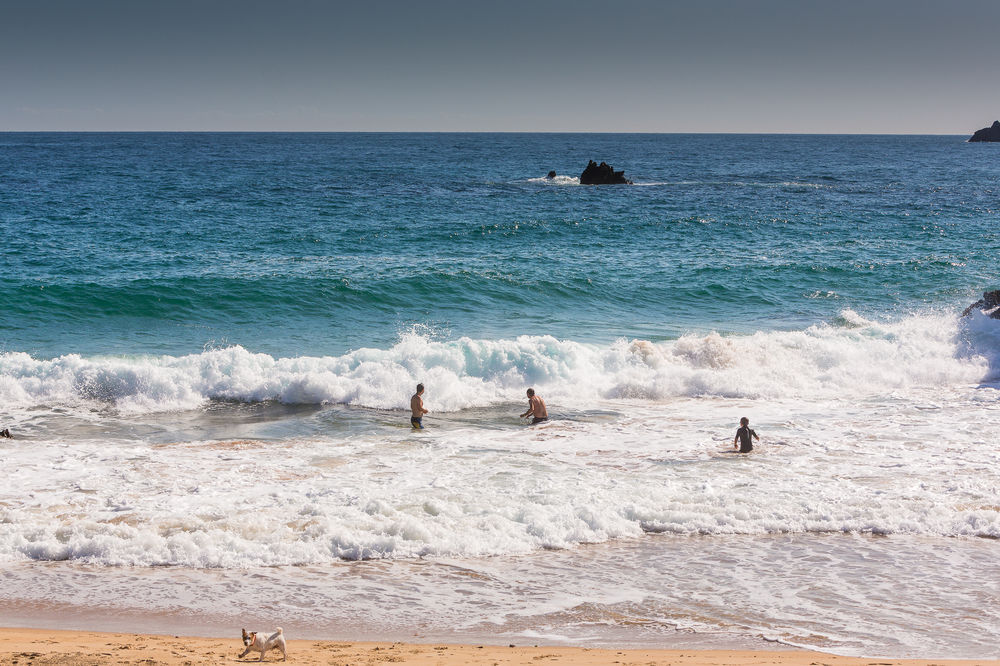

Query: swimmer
left=733, top=416, right=759, bottom=453
left=410, top=383, right=428, bottom=428
left=519, top=388, right=548, bottom=424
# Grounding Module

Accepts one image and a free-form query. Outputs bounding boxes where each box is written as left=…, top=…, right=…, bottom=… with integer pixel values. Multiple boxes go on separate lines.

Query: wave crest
left=0, top=312, right=993, bottom=414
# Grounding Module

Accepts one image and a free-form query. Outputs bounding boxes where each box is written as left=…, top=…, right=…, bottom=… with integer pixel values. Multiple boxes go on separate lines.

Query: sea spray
left=0, top=311, right=990, bottom=414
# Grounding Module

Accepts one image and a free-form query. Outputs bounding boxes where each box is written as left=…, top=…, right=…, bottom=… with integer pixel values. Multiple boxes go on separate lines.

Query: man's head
left=526, top=388, right=535, bottom=397
left=416, top=383, right=424, bottom=394
left=740, top=417, right=749, bottom=426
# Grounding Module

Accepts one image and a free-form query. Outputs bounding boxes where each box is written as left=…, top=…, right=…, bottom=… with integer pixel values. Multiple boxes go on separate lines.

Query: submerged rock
left=579, top=160, right=632, bottom=185
left=969, top=120, right=1000, bottom=142
left=961, top=290, right=1000, bottom=318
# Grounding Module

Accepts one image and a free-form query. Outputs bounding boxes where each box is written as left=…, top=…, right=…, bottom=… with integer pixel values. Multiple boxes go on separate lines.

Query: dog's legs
left=238, top=646, right=252, bottom=658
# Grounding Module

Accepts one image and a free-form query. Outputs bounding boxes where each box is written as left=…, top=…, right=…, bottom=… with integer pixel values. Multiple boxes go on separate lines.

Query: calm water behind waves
left=2, top=133, right=998, bottom=356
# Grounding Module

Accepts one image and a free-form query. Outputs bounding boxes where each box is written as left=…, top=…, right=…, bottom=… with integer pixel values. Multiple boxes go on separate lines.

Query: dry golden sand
left=0, top=628, right=996, bottom=666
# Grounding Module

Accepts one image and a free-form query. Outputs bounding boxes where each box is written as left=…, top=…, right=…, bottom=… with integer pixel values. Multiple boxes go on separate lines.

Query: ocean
left=1, top=132, right=998, bottom=658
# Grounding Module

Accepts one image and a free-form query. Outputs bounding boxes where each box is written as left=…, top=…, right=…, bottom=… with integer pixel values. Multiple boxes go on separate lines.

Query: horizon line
left=0, top=129, right=977, bottom=136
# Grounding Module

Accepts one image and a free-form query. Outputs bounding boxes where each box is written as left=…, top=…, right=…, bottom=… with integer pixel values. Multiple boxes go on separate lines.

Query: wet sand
left=0, top=628, right=996, bottom=665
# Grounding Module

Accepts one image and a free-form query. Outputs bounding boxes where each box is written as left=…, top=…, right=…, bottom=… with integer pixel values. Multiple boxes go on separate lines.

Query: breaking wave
left=0, top=310, right=994, bottom=415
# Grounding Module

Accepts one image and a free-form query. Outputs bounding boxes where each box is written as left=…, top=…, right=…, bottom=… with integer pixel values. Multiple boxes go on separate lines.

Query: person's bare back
left=519, top=388, right=548, bottom=424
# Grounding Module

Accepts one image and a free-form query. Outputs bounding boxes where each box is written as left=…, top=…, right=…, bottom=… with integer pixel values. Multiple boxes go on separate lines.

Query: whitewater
left=4, top=309, right=996, bottom=415
left=2, top=310, right=999, bottom=656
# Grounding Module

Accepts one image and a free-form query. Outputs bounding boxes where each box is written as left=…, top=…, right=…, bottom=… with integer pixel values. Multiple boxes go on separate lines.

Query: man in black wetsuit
left=733, top=417, right=759, bottom=453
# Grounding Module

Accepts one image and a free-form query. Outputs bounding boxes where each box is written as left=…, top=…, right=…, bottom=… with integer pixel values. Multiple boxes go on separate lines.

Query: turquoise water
left=2, top=134, right=1000, bottom=657
left=2, top=133, right=997, bottom=357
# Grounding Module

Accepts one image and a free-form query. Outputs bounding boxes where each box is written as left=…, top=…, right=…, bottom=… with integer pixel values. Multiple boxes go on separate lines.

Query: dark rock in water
left=579, top=160, right=632, bottom=185
left=969, top=120, right=1000, bottom=142
left=0, top=428, right=10, bottom=438
left=546, top=170, right=557, bottom=179
left=961, top=289, right=1000, bottom=318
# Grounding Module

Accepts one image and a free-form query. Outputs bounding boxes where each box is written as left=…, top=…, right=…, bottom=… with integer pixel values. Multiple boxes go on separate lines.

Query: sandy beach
left=0, top=628, right=996, bottom=666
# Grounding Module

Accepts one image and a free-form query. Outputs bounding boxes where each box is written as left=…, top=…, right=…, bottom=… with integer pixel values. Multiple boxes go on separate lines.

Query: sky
left=1, top=0, right=999, bottom=133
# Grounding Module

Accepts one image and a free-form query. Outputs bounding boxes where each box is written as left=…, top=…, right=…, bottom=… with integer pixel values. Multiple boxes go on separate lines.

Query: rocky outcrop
left=579, top=160, right=632, bottom=185
left=961, top=290, right=1000, bottom=318
left=969, top=121, right=1000, bottom=142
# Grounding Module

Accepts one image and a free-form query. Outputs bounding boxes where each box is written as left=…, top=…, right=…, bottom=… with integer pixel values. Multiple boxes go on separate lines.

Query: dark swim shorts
left=531, top=417, right=548, bottom=425
left=411, top=416, right=423, bottom=429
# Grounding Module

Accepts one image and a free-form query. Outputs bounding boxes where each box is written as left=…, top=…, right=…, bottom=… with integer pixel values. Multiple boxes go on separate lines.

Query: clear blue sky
left=2, top=0, right=998, bottom=132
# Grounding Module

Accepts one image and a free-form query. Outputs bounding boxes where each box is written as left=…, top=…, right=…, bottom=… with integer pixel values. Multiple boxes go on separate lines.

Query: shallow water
left=3, top=371, right=999, bottom=657
left=2, top=533, right=997, bottom=658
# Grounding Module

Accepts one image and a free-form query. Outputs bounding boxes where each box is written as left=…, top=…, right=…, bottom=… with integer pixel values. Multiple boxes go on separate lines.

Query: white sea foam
left=0, top=311, right=992, bottom=414
left=527, top=175, right=581, bottom=185
left=1, top=390, right=998, bottom=571
left=1, top=311, right=998, bottom=570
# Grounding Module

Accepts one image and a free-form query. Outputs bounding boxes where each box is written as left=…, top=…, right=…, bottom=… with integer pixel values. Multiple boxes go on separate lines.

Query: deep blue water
left=1, top=132, right=998, bottom=358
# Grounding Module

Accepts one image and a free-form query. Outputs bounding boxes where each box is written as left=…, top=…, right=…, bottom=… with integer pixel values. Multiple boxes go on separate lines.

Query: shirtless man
left=410, top=383, right=428, bottom=428
left=519, top=388, right=548, bottom=424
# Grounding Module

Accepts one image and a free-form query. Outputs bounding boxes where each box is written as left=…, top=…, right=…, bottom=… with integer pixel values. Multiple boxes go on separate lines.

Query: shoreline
left=0, top=628, right=997, bottom=666
left=4, top=534, right=999, bottom=659
left=0, top=594, right=795, bottom=654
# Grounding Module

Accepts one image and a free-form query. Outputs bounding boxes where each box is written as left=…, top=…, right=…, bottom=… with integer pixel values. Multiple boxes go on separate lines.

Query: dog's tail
left=276, top=627, right=283, bottom=635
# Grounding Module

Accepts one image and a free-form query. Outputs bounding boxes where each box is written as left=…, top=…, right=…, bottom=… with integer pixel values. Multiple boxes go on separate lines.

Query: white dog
left=239, top=627, right=286, bottom=661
